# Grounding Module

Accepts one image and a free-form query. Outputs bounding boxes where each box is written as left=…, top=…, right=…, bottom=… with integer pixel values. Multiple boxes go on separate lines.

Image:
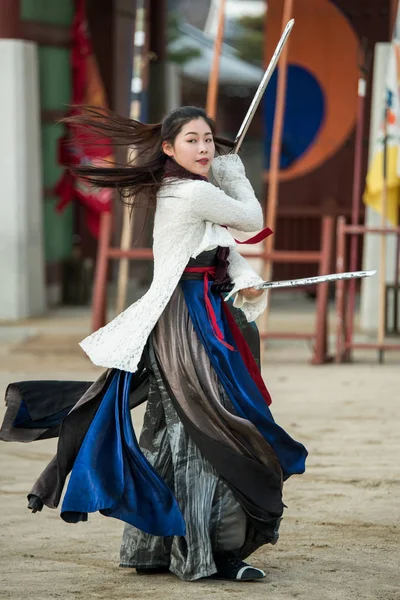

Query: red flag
left=55, top=0, right=113, bottom=238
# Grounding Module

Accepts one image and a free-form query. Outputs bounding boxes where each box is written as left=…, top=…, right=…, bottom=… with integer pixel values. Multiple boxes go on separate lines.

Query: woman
left=1, top=106, right=307, bottom=582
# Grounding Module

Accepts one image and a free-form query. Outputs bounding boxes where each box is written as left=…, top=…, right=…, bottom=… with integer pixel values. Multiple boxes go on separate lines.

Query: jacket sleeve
left=189, top=155, right=263, bottom=232
left=225, top=248, right=268, bottom=322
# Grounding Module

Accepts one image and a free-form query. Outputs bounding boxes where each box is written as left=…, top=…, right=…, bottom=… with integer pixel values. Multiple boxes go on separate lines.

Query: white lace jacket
left=80, top=154, right=268, bottom=372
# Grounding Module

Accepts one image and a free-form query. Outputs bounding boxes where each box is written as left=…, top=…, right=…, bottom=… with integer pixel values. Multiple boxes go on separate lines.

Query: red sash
left=183, top=267, right=235, bottom=351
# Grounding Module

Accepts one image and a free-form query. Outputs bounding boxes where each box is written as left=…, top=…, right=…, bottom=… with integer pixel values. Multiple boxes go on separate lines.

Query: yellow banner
left=364, top=145, right=400, bottom=225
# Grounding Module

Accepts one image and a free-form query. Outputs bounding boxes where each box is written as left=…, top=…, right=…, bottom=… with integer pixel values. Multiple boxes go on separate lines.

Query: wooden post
left=206, top=0, right=226, bottom=119
left=394, top=205, right=400, bottom=333
left=312, top=215, right=334, bottom=364
left=335, top=216, right=347, bottom=363
left=92, top=212, right=113, bottom=332
left=260, top=0, right=294, bottom=341
left=345, top=43, right=368, bottom=361
left=116, top=210, right=133, bottom=314
left=378, top=109, right=389, bottom=362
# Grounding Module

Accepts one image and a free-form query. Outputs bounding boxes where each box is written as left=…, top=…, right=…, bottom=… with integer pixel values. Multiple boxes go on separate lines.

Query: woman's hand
left=240, top=287, right=264, bottom=299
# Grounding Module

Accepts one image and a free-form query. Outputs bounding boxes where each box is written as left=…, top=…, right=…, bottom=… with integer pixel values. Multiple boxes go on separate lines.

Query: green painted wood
left=38, top=47, right=71, bottom=111
left=41, top=124, right=74, bottom=262
left=21, top=0, right=74, bottom=26
left=44, top=199, right=74, bottom=262
left=41, top=123, right=64, bottom=189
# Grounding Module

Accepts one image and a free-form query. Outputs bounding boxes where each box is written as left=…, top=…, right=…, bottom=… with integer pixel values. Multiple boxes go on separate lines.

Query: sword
left=232, top=19, right=295, bottom=154
left=212, top=270, right=377, bottom=293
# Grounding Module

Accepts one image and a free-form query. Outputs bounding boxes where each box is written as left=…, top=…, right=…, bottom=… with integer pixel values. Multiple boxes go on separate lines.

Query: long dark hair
left=65, top=105, right=234, bottom=208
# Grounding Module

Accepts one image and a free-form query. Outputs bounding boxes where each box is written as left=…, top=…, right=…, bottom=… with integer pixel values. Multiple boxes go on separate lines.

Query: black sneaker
left=214, top=556, right=266, bottom=581
left=136, top=566, right=170, bottom=575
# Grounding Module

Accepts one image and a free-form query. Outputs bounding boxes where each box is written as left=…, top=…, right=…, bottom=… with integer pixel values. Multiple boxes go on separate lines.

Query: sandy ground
left=0, top=309, right=399, bottom=600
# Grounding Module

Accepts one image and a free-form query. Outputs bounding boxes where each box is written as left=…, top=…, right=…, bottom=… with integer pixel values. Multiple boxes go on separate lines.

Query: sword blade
left=256, top=270, right=377, bottom=290
left=232, top=19, right=295, bottom=154
left=211, top=270, right=376, bottom=293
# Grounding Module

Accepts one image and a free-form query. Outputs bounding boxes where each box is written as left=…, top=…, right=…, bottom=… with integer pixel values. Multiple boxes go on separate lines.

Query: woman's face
left=162, top=118, right=215, bottom=177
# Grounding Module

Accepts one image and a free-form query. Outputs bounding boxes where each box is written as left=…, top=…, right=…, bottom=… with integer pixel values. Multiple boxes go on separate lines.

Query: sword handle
left=211, top=282, right=235, bottom=293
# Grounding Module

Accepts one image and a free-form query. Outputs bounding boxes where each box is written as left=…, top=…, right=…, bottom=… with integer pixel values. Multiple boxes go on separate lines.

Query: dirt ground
left=0, top=312, right=399, bottom=600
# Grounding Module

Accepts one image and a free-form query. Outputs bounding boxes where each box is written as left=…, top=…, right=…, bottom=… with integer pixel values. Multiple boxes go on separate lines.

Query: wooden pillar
left=149, top=0, right=166, bottom=60
left=206, top=0, right=226, bottom=120
left=0, top=0, right=20, bottom=39
left=147, top=0, right=168, bottom=122
left=390, top=0, right=399, bottom=35
left=113, top=0, right=136, bottom=116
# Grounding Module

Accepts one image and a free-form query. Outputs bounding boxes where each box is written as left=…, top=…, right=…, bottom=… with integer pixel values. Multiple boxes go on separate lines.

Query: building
left=0, top=0, right=398, bottom=323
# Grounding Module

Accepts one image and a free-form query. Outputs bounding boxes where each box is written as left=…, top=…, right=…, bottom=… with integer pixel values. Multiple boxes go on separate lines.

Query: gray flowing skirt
left=120, top=286, right=281, bottom=581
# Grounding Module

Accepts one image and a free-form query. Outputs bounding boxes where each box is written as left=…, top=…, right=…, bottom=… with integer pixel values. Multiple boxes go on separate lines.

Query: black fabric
left=182, top=248, right=230, bottom=285
left=27, top=366, right=149, bottom=509
left=182, top=250, right=218, bottom=277
left=12, top=380, right=93, bottom=421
